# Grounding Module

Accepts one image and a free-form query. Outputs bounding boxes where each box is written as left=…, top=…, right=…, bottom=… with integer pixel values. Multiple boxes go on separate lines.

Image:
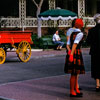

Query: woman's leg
left=75, top=75, right=81, bottom=93
left=96, top=79, right=100, bottom=92
left=70, top=75, right=76, bottom=95
left=96, top=79, right=100, bottom=88
left=99, top=79, right=100, bottom=87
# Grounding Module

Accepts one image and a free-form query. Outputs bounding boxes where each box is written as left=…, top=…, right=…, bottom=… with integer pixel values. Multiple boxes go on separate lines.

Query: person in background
left=52, top=30, right=64, bottom=50
left=64, top=18, right=85, bottom=97
left=86, top=14, right=100, bottom=92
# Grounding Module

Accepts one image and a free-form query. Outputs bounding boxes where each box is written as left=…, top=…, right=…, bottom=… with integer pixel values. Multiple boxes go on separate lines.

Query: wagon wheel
left=0, top=48, right=6, bottom=64
left=17, top=41, right=31, bottom=62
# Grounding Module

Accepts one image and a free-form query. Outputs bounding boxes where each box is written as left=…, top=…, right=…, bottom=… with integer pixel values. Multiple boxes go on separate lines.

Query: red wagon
left=0, top=31, right=33, bottom=64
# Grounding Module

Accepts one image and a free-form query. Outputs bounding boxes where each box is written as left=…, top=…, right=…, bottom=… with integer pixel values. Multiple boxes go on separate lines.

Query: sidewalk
left=0, top=72, right=98, bottom=100
left=0, top=48, right=97, bottom=100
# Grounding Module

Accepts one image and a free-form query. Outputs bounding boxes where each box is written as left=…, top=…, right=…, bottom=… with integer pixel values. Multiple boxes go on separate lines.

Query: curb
left=7, top=48, right=43, bottom=52
left=31, top=49, right=43, bottom=51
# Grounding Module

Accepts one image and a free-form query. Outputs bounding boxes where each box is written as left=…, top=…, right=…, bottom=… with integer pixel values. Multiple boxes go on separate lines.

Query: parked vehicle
left=0, top=31, right=33, bottom=64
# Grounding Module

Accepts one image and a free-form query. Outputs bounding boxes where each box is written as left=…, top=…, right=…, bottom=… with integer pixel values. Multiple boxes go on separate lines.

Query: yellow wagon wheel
left=0, top=48, right=6, bottom=64
left=17, top=41, right=31, bottom=62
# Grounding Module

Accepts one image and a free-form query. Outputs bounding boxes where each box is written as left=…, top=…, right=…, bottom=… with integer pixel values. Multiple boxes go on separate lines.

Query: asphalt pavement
left=0, top=48, right=99, bottom=100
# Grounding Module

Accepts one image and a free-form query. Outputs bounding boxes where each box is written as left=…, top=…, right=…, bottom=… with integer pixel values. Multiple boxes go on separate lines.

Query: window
left=26, top=0, right=49, bottom=17
left=97, top=1, right=100, bottom=13
left=85, top=0, right=97, bottom=16
left=56, top=0, right=78, bottom=14
left=26, top=0, right=37, bottom=17
left=0, top=0, right=19, bottom=17
left=41, top=0, right=49, bottom=13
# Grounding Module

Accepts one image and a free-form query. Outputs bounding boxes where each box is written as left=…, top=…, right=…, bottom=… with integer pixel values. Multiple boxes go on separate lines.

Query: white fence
left=1, top=17, right=95, bottom=28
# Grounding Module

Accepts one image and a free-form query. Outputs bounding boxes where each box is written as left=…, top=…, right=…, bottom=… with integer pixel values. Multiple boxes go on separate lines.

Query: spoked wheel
left=0, top=48, right=6, bottom=64
left=17, top=41, right=31, bottom=62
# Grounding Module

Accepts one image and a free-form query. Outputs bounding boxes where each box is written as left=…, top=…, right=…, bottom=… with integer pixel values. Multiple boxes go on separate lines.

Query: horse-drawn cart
left=0, top=31, right=33, bottom=64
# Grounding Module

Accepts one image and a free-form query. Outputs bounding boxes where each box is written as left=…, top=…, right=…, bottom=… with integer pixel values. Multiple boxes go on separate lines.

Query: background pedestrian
left=86, top=14, right=100, bottom=92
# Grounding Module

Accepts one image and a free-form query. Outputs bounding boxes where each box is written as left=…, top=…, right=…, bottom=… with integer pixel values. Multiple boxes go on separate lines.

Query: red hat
left=75, top=18, right=84, bottom=29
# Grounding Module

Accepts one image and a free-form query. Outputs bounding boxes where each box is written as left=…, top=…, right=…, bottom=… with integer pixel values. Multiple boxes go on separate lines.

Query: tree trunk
left=37, top=7, right=41, bottom=38
left=37, top=18, right=41, bottom=38
left=32, top=0, right=44, bottom=38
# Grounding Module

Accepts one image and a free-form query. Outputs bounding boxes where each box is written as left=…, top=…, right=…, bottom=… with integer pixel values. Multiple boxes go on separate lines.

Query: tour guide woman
left=64, top=19, right=85, bottom=97
left=86, top=14, right=100, bottom=92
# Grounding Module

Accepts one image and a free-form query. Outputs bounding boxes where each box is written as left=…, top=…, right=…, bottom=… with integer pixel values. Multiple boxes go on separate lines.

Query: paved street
left=0, top=51, right=66, bottom=84
left=0, top=48, right=97, bottom=100
left=0, top=48, right=90, bottom=84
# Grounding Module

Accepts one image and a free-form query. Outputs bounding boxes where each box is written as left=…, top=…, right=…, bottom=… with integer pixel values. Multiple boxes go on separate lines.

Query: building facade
left=0, top=0, right=99, bottom=28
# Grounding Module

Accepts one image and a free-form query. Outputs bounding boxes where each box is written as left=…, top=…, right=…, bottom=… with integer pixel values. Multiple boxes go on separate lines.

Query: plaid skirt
left=64, top=49, right=85, bottom=74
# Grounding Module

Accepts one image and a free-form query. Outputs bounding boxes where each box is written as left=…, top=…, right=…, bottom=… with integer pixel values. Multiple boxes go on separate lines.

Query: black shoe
left=96, top=88, right=100, bottom=92
left=76, top=92, right=83, bottom=95
left=76, top=93, right=83, bottom=97
left=70, top=94, right=76, bottom=97
left=79, top=88, right=82, bottom=90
